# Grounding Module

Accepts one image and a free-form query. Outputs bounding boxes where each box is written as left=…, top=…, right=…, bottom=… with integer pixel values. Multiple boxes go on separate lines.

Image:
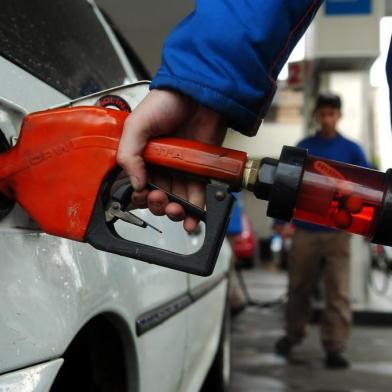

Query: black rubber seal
left=371, top=168, right=392, bottom=246
left=253, top=158, right=278, bottom=201
left=266, top=146, right=307, bottom=222
left=0, top=129, right=14, bottom=218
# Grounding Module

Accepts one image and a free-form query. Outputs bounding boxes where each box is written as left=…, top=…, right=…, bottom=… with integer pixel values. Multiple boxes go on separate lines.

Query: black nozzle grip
left=85, top=182, right=234, bottom=276
left=372, top=169, right=392, bottom=246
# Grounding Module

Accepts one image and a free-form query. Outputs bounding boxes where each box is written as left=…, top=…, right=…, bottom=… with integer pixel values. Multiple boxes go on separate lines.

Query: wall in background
left=96, top=0, right=193, bottom=74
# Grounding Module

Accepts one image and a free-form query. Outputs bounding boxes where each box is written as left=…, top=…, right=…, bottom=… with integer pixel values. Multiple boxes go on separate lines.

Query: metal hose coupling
left=242, top=158, right=261, bottom=191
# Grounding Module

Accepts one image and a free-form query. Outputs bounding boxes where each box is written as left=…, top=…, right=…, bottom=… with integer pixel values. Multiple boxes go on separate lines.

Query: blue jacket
left=387, top=36, right=392, bottom=123
left=151, top=0, right=323, bottom=136
left=297, top=132, right=369, bottom=167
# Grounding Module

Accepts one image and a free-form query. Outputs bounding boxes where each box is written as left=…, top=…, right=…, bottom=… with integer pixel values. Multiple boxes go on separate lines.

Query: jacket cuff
left=150, top=73, right=265, bottom=136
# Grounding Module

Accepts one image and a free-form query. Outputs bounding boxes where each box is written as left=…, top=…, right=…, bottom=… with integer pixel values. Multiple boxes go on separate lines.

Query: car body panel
left=0, top=42, right=189, bottom=389
left=0, top=359, right=63, bottom=392
left=181, top=281, right=227, bottom=392
left=0, top=56, right=68, bottom=114
left=183, top=230, right=231, bottom=391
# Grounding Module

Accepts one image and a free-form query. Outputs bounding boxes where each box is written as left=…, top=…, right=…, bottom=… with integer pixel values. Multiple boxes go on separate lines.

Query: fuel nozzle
left=243, top=146, right=392, bottom=247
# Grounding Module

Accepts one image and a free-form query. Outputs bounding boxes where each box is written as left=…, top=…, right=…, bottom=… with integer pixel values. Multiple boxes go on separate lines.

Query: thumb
left=117, top=111, right=152, bottom=192
left=117, top=89, right=192, bottom=191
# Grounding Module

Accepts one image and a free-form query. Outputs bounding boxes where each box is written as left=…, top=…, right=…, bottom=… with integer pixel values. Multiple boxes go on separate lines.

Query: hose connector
left=242, top=158, right=261, bottom=191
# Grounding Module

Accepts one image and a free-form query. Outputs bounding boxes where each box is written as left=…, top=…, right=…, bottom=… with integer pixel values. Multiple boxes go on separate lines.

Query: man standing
left=275, top=93, right=369, bottom=369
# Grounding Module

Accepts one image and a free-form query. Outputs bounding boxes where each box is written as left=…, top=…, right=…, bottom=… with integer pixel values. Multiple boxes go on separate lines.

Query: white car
left=0, top=1, right=232, bottom=391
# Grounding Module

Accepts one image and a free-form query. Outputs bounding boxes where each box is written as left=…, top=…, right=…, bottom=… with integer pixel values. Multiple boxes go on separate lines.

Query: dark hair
left=314, top=92, right=342, bottom=111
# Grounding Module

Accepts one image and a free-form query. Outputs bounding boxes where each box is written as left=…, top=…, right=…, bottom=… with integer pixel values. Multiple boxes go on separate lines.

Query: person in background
left=226, top=194, right=247, bottom=315
left=273, top=221, right=295, bottom=270
left=275, top=92, right=369, bottom=369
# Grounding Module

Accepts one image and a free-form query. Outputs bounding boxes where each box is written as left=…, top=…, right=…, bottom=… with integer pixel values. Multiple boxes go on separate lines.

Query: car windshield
left=0, top=0, right=128, bottom=98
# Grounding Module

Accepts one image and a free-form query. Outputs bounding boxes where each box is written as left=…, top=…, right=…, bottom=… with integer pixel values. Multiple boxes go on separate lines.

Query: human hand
left=274, top=223, right=295, bottom=239
left=117, top=89, right=227, bottom=232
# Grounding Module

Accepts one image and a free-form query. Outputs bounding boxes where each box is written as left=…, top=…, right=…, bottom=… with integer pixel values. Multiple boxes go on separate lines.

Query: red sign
left=288, top=61, right=310, bottom=88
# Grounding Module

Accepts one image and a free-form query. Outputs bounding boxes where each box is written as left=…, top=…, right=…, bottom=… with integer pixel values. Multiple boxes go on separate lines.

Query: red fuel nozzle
left=1, top=106, right=391, bottom=249
left=249, top=146, right=392, bottom=246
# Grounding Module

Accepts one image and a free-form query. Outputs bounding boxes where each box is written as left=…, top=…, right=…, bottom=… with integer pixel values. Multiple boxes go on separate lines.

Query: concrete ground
left=229, top=268, right=392, bottom=392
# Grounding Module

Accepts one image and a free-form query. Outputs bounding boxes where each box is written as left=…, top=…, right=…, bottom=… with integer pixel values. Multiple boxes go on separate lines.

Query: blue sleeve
left=387, top=36, right=392, bottom=129
left=296, top=138, right=309, bottom=149
left=351, top=144, right=370, bottom=168
left=151, top=0, right=323, bottom=136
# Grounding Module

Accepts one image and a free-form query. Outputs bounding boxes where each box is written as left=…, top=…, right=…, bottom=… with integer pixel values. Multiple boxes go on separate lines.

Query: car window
left=100, top=9, right=151, bottom=81
left=0, top=0, right=128, bottom=98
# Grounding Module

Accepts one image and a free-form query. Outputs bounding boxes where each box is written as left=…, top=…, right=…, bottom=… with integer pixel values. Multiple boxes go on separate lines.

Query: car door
left=180, top=226, right=232, bottom=391
left=0, top=2, right=188, bottom=390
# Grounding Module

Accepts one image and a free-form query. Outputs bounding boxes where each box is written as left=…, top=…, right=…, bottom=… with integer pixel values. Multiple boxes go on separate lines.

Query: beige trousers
left=286, top=228, right=351, bottom=353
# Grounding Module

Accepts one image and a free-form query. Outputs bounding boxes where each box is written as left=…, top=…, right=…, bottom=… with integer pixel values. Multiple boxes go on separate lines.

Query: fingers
left=146, top=175, right=196, bottom=229
left=147, top=173, right=170, bottom=215
left=117, top=89, right=191, bottom=192
left=183, top=180, right=205, bottom=232
left=133, top=180, right=203, bottom=233
left=117, top=113, right=150, bottom=192
left=147, top=190, right=169, bottom=216
left=131, top=170, right=189, bottom=223
left=146, top=174, right=188, bottom=221
left=165, top=181, right=187, bottom=222
left=132, top=189, right=149, bottom=209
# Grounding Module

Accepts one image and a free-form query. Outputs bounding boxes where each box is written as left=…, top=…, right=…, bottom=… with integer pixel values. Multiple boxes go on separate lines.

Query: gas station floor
left=229, top=268, right=392, bottom=392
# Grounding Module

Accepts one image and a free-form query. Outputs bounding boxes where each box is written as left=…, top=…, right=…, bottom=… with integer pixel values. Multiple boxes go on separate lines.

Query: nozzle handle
left=144, top=138, right=247, bottom=187
left=86, top=176, right=235, bottom=276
